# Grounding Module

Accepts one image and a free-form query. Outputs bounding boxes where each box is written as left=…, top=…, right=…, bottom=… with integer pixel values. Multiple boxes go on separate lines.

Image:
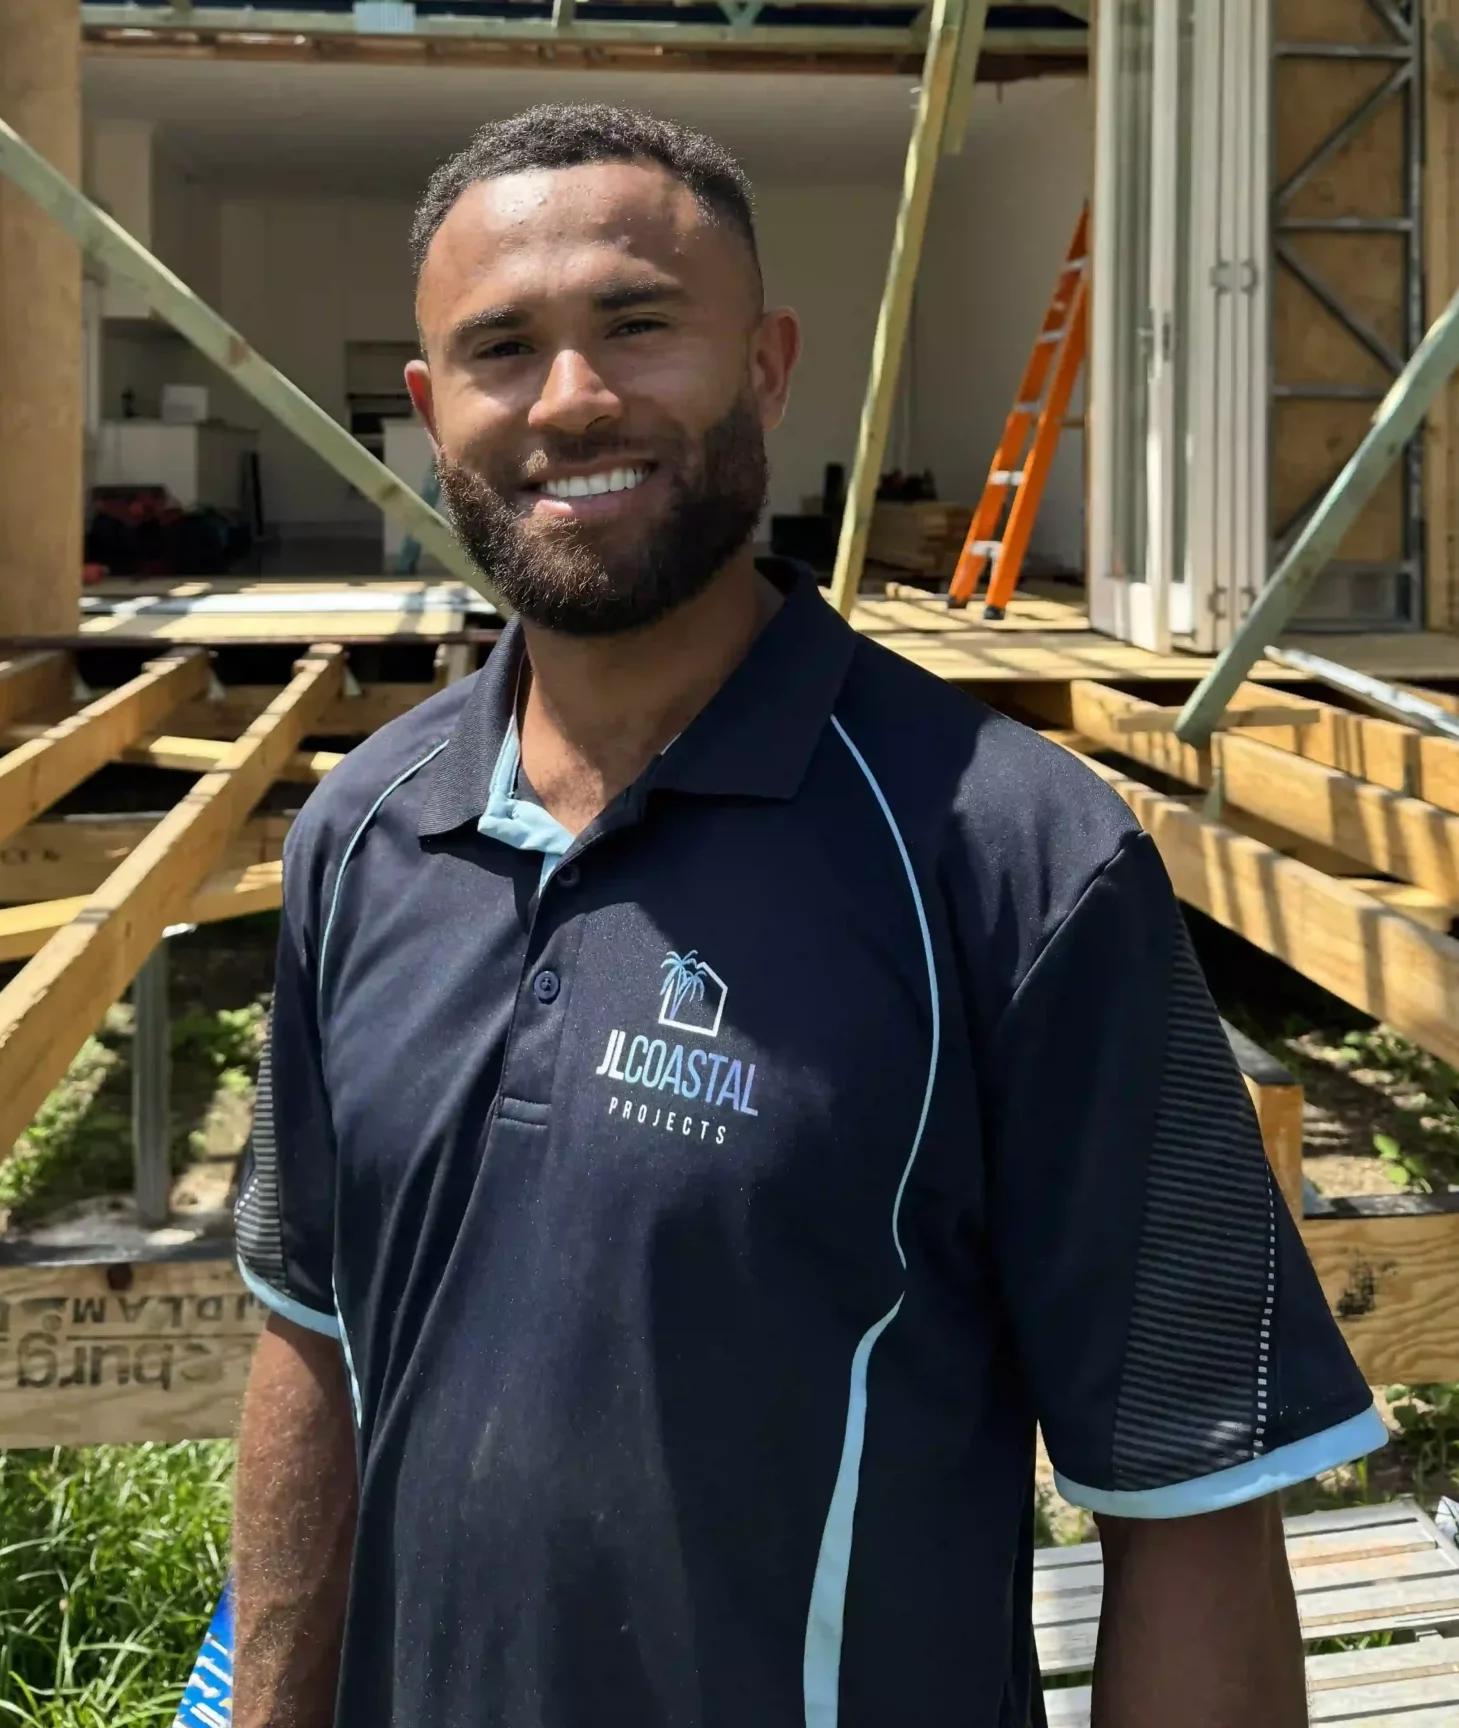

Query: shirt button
left=532, top=969, right=561, bottom=1005
left=556, top=862, right=581, bottom=889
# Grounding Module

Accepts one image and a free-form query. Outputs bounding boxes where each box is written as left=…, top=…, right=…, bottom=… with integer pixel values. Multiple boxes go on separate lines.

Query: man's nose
left=528, top=349, right=623, bottom=437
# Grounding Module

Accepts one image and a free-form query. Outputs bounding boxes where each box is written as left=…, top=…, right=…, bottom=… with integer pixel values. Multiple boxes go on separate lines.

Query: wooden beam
left=1208, top=684, right=1459, bottom=818
left=1223, top=1019, right=1305, bottom=1218
left=1068, top=682, right=1459, bottom=904
left=170, top=682, right=434, bottom=740
left=0, top=812, right=293, bottom=902
left=0, top=647, right=343, bottom=1157
left=2, top=724, right=344, bottom=783
left=0, top=652, right=72, bottom=727
left=1061, top=747, right=1459, bottom=1068
left=1343, top=881, right=1457, bottom=933
left=828, top=0, right=989, bottom=615
left=0, top=861, right=285, bottom=963
left=0, top=1249, right=263, bottom=1447
left=0, top=650, right=210, bottom=847
left=0, top=1, right=82, bottom=638
left=1302, top=1206, right=1459, bottom=1385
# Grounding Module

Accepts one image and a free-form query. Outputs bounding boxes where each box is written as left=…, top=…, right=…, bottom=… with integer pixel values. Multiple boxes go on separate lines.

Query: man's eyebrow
left=594, top=280, right=687, bottom=313
left=447, top=306, right=529, bottom=350
left=444, top=281, right=688, bottom=352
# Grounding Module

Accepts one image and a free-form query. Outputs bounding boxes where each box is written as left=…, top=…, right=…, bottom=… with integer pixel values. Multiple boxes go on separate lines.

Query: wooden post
left=1222, top=1020, right=1305, bottom=1219
left=0, top=118, right=506, bottom=612
left=0, top=3, right=82, bottom=636
left=1427, top=0, right=1459, bottom=633
left=827, top=0, right=990, bottom=618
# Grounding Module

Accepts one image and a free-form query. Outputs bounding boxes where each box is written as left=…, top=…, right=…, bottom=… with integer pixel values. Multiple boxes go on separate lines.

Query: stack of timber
left=865, top=500, right=974, bottom=578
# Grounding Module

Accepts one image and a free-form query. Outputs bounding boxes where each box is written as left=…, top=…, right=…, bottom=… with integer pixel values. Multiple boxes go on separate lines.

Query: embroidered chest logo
left=593, top=947, right=759, bottom=1144
left=658, top=950, right=726, bottom=1038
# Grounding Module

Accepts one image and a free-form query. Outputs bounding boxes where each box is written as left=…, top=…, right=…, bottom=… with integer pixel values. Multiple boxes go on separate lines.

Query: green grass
left=0, top=1443, right=233, bottom=1726
left=0, top=1004, right=266, bottom=1229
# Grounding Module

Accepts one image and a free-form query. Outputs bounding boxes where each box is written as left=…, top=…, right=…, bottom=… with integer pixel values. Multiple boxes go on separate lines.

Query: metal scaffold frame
left=1273, top=0, right=1426, bottom=625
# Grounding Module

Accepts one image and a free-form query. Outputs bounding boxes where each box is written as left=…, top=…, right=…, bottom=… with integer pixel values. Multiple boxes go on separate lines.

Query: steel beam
left=79, top=6, right=1085, bottom=59
left=131, top=942, right=170, bottom=1230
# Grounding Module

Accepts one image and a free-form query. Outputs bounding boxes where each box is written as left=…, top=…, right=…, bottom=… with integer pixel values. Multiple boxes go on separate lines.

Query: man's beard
left=435, top=393, right=768, bottom=637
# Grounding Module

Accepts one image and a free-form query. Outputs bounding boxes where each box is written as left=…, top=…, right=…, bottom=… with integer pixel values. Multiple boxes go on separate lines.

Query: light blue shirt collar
left=476, top=720, right=575, bottom=886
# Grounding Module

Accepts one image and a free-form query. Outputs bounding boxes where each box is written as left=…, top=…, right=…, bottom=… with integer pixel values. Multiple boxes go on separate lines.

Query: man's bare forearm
left=233, top=1313, right=358, bottom=1728
left=1091, top=1497, right=1307, bottom=1727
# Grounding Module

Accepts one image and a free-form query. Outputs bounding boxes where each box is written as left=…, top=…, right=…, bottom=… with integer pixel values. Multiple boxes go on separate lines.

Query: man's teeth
left=541, top=467, right=646, bottom=501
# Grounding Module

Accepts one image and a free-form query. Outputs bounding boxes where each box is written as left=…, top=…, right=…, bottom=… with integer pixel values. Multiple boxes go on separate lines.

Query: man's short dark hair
left=410, top=104, right=761, bottom=295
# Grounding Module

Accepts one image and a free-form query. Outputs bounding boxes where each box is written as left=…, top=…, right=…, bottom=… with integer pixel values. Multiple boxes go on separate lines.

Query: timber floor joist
left=5, top=599, right=1459, bottom=1446
left=0, top=641, right=482, bottom=1160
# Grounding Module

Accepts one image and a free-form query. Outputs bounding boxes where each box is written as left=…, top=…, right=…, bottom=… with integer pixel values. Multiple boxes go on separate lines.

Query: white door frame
left=1090, top=0, right=1269, bottom=653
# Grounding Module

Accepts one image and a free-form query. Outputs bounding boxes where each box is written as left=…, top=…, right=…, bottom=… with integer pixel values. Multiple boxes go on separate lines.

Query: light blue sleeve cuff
left=238, top=1256, right=341, bottom=1339
left=1054, top=1403, right=1388, bottom=1520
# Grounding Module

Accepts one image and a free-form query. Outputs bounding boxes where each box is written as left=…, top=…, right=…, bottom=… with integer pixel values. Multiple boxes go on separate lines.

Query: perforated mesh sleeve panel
left=235, top=1036, right=288, bottom=1293
left=1110, top=920, right=1276, bottom=1489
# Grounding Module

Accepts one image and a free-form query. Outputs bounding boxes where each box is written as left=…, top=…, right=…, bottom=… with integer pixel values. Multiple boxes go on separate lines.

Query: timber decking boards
left=850, top=590, right=1459, bottom=684
left=76, top=579, right=483, bottom=643
left=1038, top=1500, right=1459, bottom=1724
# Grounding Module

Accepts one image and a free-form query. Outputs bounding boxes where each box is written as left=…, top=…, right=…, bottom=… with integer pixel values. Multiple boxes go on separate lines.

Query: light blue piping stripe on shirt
left=803, top=717, right=941, bottom=1728
left=237, top=1255, right=340, bottom=1339
left=333, top=1281, right=365, bottom=1429
left=1056, top=1403, right=1389, bottom=1520
left=317, top=738, right=451, bottom=993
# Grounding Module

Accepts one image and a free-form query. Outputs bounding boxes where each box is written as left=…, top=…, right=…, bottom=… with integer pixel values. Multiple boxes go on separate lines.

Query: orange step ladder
left=948, top=206, right=1088, bottom=619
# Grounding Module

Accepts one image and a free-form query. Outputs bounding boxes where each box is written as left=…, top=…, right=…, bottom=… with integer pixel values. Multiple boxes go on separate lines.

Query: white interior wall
left=191, top=184, right=903, bottom=533
left=914, top=76, right=1092, bottom=570
left=83, top=74, right=1091, bottom=561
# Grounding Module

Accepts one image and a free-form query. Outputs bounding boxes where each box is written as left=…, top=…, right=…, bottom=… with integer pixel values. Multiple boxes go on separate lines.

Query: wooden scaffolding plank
left=1058, top=748, right=1459, bottom=1068
left=0, top=646, right=343, bottom=1158
left=1067, top=682, right=1459, bottom=903
left=0, top=651, right=71, bottom=726
left=0, top=649, right=209, bottom=847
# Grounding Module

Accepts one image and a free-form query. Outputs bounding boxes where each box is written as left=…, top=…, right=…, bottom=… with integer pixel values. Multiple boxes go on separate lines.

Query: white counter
left=93, top=421, right=258, bottom=513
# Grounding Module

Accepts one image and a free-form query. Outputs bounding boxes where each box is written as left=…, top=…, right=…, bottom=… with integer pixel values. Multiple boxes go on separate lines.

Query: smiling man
left=230, top=106, right=1385, bottom=1728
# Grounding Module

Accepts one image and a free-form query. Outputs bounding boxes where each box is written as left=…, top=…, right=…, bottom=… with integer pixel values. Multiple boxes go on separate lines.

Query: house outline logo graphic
left=658, top=949, right=727, bottom=1039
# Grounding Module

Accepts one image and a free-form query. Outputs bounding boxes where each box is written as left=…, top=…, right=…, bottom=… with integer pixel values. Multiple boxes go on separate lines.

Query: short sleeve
left=235, top=867, right=340, bottom=1339
left=983, top=831, right=1385, bottom=1518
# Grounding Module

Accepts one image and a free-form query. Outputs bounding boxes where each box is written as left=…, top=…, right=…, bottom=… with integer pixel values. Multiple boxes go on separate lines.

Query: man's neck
left=517, top=550, right=781, bottom=836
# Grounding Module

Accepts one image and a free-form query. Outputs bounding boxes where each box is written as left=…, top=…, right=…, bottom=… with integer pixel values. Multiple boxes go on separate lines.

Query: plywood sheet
left=1274, top=401, right=1404, bottom=563
left=0, top=1253, right=262, bottom=1447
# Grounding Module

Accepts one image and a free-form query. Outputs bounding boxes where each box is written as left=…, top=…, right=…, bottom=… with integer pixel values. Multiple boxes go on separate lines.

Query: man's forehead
left=428, top=161, right=710, bottom=271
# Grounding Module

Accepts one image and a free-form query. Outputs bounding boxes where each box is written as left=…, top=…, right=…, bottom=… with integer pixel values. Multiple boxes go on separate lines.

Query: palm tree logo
left=658, top=949, right=727, bottom=1038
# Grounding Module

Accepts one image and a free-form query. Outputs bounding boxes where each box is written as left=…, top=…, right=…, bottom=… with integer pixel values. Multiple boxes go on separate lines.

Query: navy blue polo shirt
left=236, top=563, right=1383, bottom=1728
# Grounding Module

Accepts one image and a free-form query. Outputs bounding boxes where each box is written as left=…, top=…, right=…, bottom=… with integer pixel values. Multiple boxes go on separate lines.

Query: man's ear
left=752, top=308, right=801, bottom=435
left=404, top=358, right=441, bottom=450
